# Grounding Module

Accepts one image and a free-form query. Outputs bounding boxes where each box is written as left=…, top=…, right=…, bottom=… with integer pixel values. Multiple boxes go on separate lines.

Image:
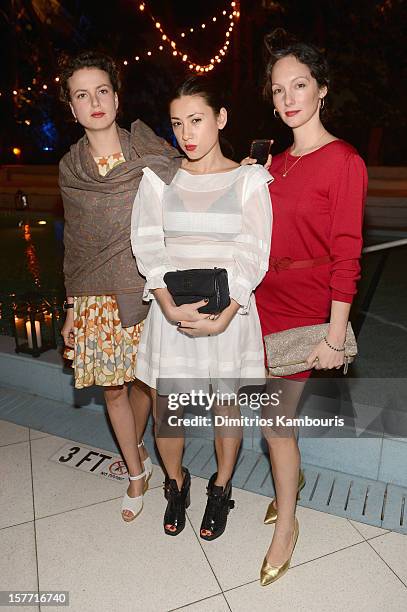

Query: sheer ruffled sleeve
left=228, top=166, right=273, bottom=313
left=130, top=167, right=174, bottom=301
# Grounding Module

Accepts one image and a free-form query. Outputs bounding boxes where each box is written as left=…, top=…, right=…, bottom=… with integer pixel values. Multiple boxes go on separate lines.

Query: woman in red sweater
left=253, top=31, right=368, bottom=586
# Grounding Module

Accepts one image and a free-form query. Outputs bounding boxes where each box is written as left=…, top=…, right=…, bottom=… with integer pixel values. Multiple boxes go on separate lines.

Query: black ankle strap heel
left=163, top=467, right=191, bottom=536
left=200, top=472, right=235, bottom=541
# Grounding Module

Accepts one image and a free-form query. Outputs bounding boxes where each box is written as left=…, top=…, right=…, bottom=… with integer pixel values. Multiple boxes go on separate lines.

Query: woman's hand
left=164, top=299, right=211, bottom=325
left=177, top=316, right=224, bottom=338
left=177, top=300, right=240, bottom=337
left=240, top=149, right=273, bottom=170
left=61, top=309, right=75, bottom=349
left=306, top=339, right=345, bottom=370
left=153, top=288, right=209, bottom=324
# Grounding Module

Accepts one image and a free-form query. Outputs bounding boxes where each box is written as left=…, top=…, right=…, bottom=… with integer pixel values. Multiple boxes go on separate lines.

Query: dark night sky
left=0, top=0, right=406, bottom=165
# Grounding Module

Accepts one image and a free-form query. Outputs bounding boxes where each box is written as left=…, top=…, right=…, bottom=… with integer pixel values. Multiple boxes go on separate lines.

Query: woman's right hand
left=61, top=309, right=75, bottom=348
left=165, top=299, right=211, bottom=324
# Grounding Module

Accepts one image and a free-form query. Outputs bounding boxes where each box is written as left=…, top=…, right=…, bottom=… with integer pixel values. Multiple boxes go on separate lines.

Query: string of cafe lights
left=128, top=1, right=240, bottom=72
left=0, top=72, right=61, bottom=113
left=0, top=0, right=240, bottom=102
left=1, top=0, right=240, bottom=153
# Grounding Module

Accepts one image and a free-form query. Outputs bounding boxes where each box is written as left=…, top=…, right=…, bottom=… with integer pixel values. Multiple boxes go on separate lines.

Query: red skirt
left=255, top=263, right=331, bottom=380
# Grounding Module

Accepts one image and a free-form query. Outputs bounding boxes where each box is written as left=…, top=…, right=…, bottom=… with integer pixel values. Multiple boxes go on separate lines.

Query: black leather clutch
left=164, top=268, right=231, bottom=314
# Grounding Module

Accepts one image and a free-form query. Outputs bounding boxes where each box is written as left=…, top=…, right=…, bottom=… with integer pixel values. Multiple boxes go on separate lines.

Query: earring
left=273, top=108, right=279, bottom=119
left=320, top=98, right=325, bottom=110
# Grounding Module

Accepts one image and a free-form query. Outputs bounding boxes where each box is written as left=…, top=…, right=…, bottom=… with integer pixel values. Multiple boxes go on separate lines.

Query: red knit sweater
left=255, top=139, right=368, bottom=337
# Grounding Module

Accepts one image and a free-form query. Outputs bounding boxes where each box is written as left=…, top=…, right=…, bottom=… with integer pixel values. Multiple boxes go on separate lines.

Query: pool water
left=0, top=211, right=65, bottom=335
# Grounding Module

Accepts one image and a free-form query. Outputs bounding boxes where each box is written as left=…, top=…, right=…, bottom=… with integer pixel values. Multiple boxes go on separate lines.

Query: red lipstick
left=185, top=145, right=197, bottom=151
left=91, top=112, right=105, bottom=118
left=285, top=111, right=300, bottom=117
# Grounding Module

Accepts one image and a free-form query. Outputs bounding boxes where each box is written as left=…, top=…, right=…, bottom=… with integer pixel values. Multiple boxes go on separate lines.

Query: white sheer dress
left=131, top=164, right=273, bottom=394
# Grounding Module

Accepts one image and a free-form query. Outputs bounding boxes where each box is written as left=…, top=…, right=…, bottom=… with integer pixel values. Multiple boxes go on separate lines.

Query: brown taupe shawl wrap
left=59, top=120, right=181, bottom=325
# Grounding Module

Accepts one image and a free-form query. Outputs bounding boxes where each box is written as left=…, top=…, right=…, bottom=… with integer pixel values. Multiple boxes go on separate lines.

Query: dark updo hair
left=263, top=28, right=330, bottom=102
left=58, top=51, right=121, bottom=104
left=170, top=75, right=225, bottom=115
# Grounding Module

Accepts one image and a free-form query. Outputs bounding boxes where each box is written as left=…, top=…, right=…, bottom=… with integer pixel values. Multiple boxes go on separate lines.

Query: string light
left=0, top=1, right=239, bottom=102
left=147, top=3, right=234, bottom=43
left=135, top=1, right=239, bottom=72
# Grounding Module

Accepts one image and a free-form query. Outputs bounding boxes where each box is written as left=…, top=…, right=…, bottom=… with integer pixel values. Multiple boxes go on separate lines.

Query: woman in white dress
left=131, top=76, right=273, bottom=538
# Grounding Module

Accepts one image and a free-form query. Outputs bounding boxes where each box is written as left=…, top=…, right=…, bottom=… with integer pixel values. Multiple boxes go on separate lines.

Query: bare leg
left=201, top=403, right=242, bottom=537
left=151, top=389, right=185, bottom=533
left=104, top=384, right=145, bottom=520
left=129, top=378, right=152, bottom=464
left=213, top=403, right=242, bottom=486
left=152, top=389, right=185, bottom=486
left=262, top=378, right=305, bottom=565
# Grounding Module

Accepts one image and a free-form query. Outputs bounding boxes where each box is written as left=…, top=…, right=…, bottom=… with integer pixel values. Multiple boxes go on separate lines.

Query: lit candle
left=14, top=316, right=25, bottom=339
left=26, top=320, right=42, bottom=349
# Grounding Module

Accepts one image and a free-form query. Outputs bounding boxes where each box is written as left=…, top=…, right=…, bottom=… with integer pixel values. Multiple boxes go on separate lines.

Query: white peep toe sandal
left=121, top=470, right=146, bottom=522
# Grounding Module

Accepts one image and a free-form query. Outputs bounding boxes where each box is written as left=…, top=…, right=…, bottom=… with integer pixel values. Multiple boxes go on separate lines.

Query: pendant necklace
left=282, top=133, right=326, bottom=178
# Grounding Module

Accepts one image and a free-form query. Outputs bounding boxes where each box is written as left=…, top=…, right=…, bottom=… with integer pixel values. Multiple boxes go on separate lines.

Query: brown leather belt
left=269, top=255, right=331, bottom=273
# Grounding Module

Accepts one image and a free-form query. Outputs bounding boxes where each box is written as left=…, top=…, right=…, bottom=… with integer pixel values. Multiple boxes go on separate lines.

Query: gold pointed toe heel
left=264, top=499, right=278, bottom=525
left=264, top=469, right=305, bottom=525
left=260, top=517, right=299, bottom=587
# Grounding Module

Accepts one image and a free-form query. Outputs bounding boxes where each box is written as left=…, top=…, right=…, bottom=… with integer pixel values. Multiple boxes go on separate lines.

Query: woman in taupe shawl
left=59, top=51, right=180, bottom=522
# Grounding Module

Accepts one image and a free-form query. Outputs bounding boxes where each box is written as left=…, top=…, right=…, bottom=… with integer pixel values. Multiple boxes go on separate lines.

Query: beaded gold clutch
left=264, top=322, right=357, bottom=377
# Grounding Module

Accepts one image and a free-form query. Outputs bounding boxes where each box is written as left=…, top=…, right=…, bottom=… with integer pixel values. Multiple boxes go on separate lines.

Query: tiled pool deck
left=1, top=418, right=407, bottom=611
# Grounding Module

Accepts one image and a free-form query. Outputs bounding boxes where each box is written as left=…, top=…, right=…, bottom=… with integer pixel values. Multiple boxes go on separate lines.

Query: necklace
left=282, top=133, right=326, bottom=178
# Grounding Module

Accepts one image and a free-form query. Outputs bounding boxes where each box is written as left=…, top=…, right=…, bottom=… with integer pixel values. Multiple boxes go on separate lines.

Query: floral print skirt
left=64, top=295, right=143, bottom=389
